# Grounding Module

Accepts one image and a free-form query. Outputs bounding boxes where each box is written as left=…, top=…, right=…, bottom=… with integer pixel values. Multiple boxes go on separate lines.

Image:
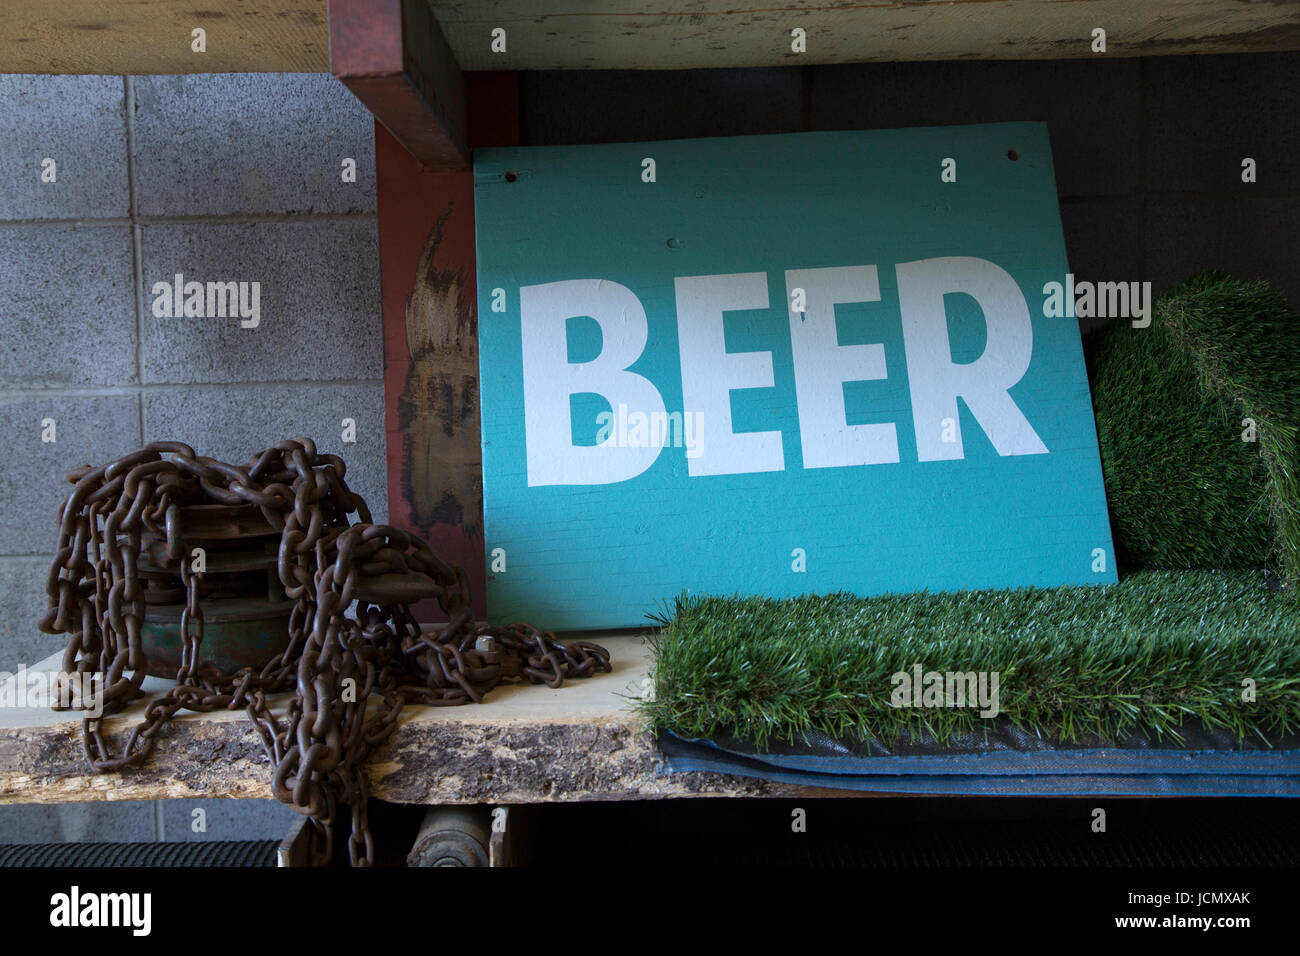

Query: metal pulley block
left=138, top=501, right=293, bottom=680
left=161, top=502, right=283, bottom=543
left=139, top=595, right=295, bottom=680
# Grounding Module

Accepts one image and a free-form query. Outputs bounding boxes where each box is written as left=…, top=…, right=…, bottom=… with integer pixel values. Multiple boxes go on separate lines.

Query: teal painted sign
left=474, top=123, right=1117, bottom=629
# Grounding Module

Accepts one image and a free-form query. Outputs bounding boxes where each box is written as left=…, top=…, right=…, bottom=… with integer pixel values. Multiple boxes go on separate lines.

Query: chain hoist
left=39, top=439, right=611, bottom=866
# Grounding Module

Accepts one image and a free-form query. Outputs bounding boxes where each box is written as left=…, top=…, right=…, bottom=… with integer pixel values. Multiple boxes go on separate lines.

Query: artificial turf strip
left=1085, top=272, right=1300, bottom=595
left=640, top=571, right=1300, bottom=751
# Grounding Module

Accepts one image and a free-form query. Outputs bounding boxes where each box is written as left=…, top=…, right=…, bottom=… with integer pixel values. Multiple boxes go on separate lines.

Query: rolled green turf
left=641, top=571, right=1300, bottom=749
left=1086, top=271, right=1299, bottom=596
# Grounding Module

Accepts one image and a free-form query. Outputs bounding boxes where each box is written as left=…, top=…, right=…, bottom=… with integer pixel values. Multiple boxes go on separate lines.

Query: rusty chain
left=38, top=439, right=611, bottom=866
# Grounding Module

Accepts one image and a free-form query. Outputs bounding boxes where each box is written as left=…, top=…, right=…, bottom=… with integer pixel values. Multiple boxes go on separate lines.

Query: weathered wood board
left=377, top=123, right=488, bottom=620
left=375, top=77, right=520, bottom=617
left=474, top=122, right=1117, bottom=629
left=434, top=0, right=1300, bottom=70
left=0, top=0, right=329, bottom=74
left=2, top=0, right=1296, bottom=75
left=0, top=642, right=854, bottom=805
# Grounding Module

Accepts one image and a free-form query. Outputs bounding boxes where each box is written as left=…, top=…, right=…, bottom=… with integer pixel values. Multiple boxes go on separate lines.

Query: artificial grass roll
left=1085, top=272, right=1300, bottom=595
left=641, top=571, right=1300, bottom=749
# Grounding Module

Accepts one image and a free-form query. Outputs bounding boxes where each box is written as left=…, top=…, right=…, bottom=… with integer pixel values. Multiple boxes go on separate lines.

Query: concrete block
left=1144, top=52, right=1300, bottom=195
left=143, top=383, right=387, bottom=524
left=132, top=74, right=376, bottom=217
left=0, top=393, right=141, bottom=556
left=0, top=800, right=156, bottom=844
left=0, top=224, right=137, bottom=388
left=0, top=75, right=129, bottom=221
left=139, top=218, right=381, bottom=384
left=0, top=557, right=65, bottom=672
left=808, top=58, right=1140, bottom=199
left=1144, top=196, right=1300, bottom=311
left=161, top=797, right=298, bottom=843
left=523, top=68, right=804, bottom=144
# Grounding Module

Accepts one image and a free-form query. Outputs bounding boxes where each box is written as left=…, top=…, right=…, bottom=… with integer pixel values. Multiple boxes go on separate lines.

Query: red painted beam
left=330, top=0, right=469, bottom=170
left=376, top=74, right=520, bottom=622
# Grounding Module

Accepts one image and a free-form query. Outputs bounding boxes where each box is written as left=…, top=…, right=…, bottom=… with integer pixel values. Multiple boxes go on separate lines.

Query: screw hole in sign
left=505, top=170, right=518, bottom=182
left=1007, top=149, right=1019, bottom=161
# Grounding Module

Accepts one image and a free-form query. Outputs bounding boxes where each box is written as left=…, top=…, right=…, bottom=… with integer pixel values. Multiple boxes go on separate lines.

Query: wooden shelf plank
left=430, top=0, right=1300, bottom=70
left=0, top=636, right=851, bottom=805
left=0, top=0, right=329, bottom=74
left=2, top=1, right=1295, bottom=76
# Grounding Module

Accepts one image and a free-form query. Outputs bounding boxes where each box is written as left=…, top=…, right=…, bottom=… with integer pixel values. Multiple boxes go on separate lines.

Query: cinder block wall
left=0, top=73, right=384, bottom=843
